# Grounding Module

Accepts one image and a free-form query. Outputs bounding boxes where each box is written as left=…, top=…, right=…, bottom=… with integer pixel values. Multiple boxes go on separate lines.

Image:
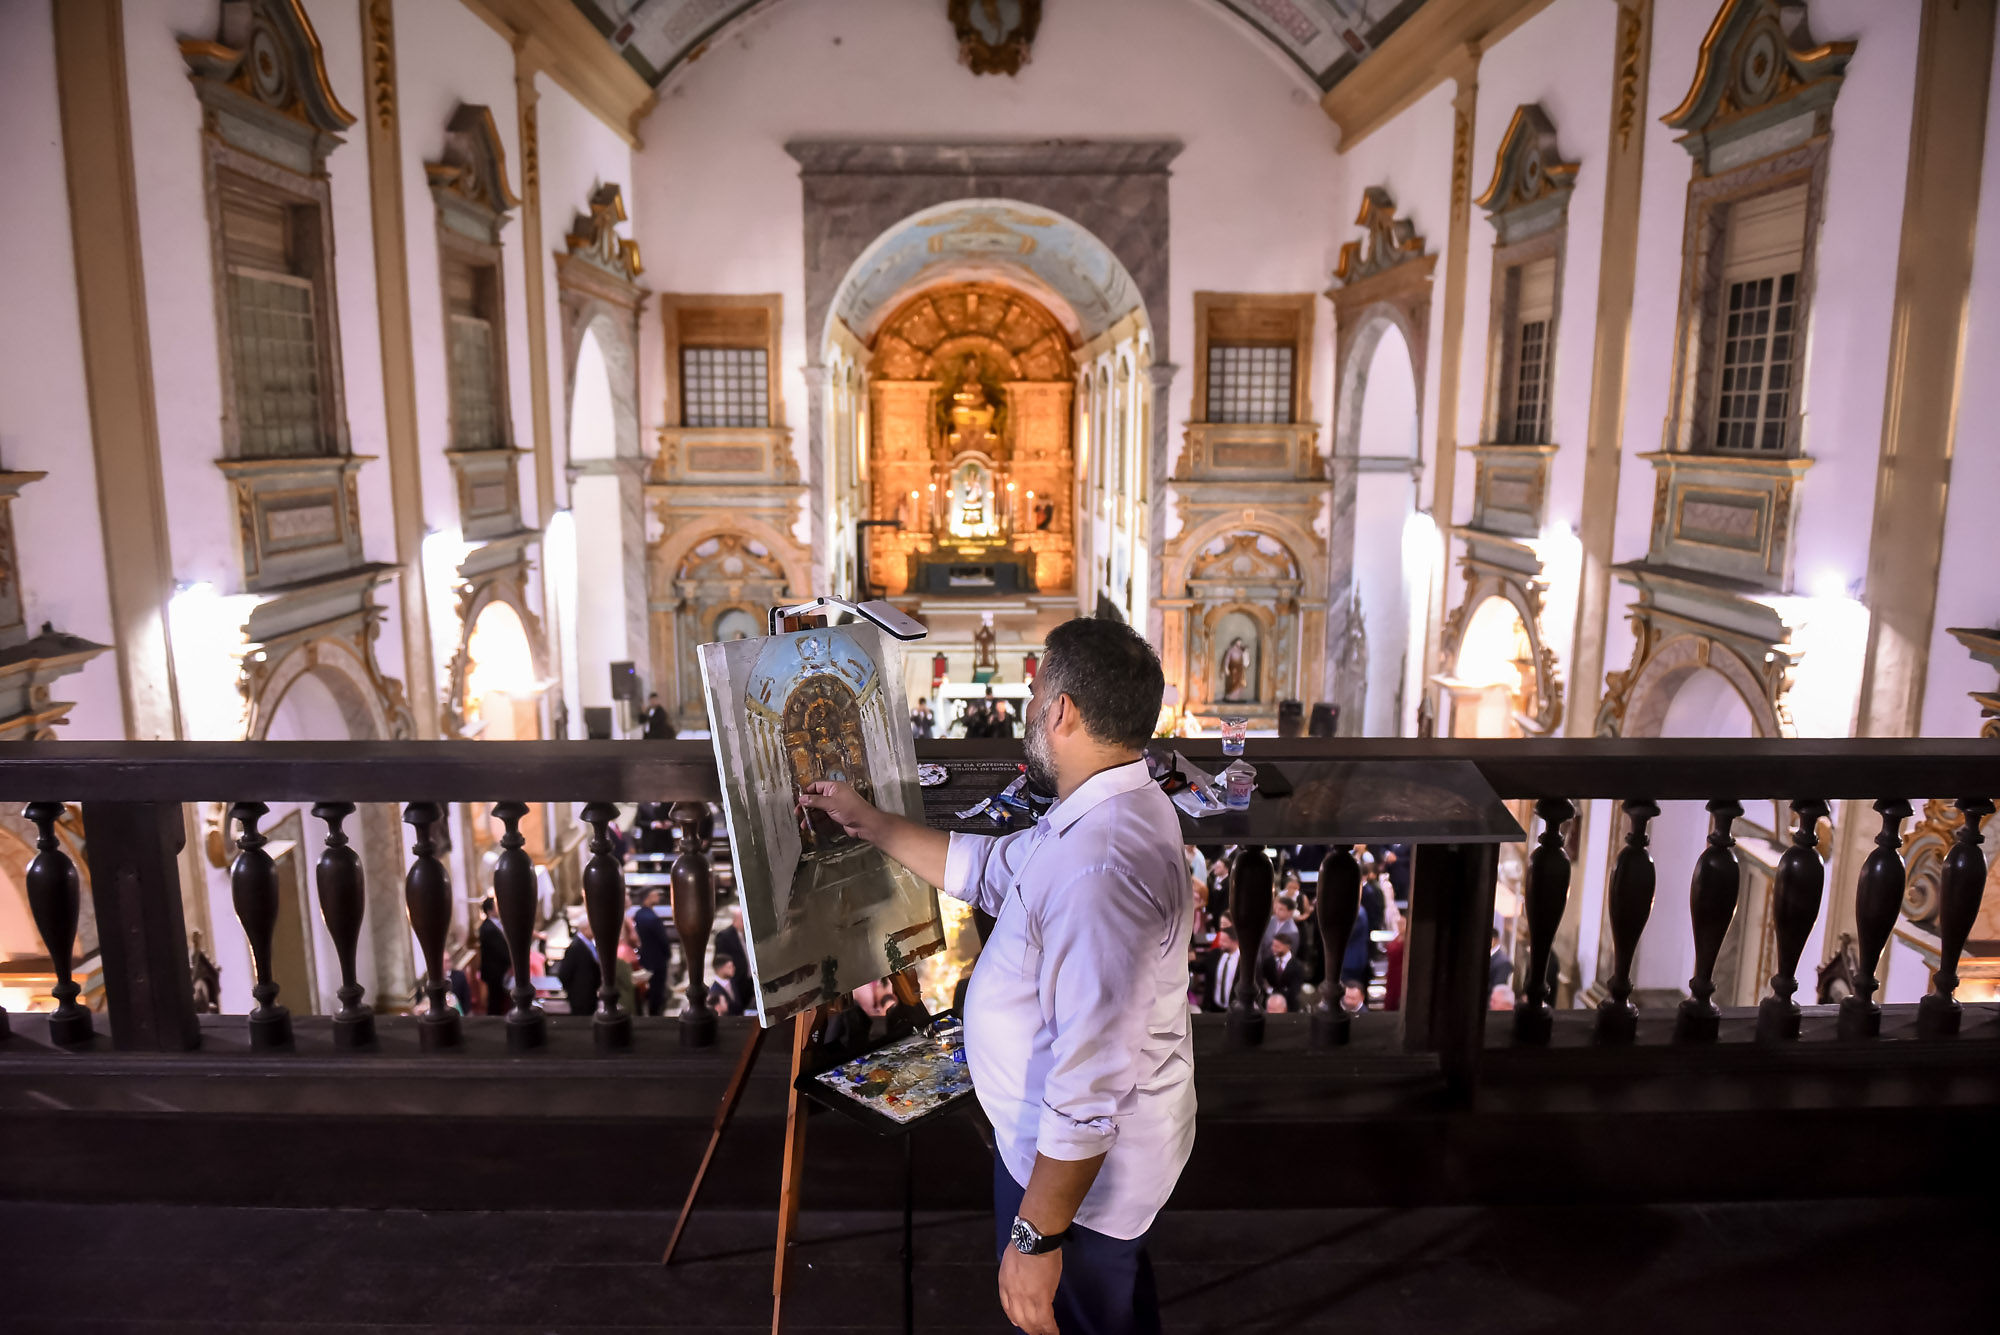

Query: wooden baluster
left=229, top=802, right=292, bottom=1051
left=23, top=802, right=91, bottom=1046
left=1595, top=799, right=1659, bottom=1044
left=401, top=802, right=460, bottom=1050
left=1226, top=844, right=1273, bottom=1048
left=1514, top=798, right=1574, bottom=1045
left=1311, top=845, right=1362, bottom=1048
left=1839, top=798, right=1912, bottom=1040
left=1756, top=798, right=1831, bottom=1043
left=672, top=800, right=717, bottom=1048
left=579, top=802, right=633, bottom=1051
left=491, top=801, right=546, bottom=1051
left=311, top=802, right=375, bottom=1049
left=1675, top=799, right=1743, bottom=1043
left=1918, top=797, right=1994, bottom=1038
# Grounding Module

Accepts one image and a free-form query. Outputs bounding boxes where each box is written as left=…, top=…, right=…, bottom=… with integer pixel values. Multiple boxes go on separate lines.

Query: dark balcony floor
left=3, top=1195, right=1995, bottom=1334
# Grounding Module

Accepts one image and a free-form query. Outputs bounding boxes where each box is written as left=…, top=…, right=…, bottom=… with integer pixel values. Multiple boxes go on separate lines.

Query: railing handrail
left=0, top=737, right=1994, bottom=802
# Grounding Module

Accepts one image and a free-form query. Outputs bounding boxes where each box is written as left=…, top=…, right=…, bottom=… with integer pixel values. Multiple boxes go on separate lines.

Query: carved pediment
left=564, top=183, right=644, bottom=284
left=1334, top=187, right=1429, bottom=286
left=1663, top=0, right=1855, bottom=172
left=180, top=0, right=355, bottom=173
left=426, top=105, right=519, bottom=243
left=1475, top=105, right=1579, bottom=243
left=1190, top=532, right=1300, bottom=585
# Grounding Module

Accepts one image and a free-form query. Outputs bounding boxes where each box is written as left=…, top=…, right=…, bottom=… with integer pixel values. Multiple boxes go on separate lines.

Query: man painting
left=802, top=618, right=1188, bottom=1335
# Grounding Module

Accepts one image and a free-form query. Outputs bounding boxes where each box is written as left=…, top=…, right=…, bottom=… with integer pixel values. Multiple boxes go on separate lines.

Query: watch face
left=1010, top=1218, right=1040, bottom=1253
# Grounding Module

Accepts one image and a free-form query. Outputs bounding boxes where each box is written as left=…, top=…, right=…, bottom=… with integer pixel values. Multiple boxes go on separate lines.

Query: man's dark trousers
left=991, top=1157, right=1160, bottom=1335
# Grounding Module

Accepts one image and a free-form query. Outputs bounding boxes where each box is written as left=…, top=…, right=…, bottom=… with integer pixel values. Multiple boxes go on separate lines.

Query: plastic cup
left=1223, top=763, right=1255, bottom=809
left=1221, top=717, right=1248, bottom=756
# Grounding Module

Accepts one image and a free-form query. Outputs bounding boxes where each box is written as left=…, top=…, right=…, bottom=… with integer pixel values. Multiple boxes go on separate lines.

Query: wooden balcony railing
left=0, top=738, right=1993, bottom=1097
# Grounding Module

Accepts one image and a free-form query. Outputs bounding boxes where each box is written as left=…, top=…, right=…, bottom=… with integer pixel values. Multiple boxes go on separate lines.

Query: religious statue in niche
left=949, top=0, right=1042, bottom=77
left=946, top=354, right=1000, bottom=452
left=1221, top=638, right=1249, bottom=702
left=698, top=625, right=944, bottom=1025
left=950, top=459, right=998, bottom=540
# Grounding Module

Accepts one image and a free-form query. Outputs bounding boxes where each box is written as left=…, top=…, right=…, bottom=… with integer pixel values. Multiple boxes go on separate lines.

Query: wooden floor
left=5, top=1196, right=1995, bottom=1333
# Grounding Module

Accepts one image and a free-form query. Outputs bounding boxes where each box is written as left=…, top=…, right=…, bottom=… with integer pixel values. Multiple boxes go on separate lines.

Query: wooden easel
left=662, top=971, right=929, bottom=1335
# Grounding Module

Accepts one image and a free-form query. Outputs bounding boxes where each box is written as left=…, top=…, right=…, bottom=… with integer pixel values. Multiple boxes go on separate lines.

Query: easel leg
left=662, top=1022, right=767, bottom=1265
left=771, top=1010, right=815, bottom=1334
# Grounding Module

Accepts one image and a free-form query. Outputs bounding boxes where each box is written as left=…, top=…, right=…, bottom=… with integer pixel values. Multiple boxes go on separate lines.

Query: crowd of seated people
left=1186, top=843, right=1411, bottom=1016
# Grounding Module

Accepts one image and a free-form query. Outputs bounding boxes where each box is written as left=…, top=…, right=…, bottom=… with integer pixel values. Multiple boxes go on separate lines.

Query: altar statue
left=951, top=459, right=995, bottom=538
left=1221, top=637, right=1249, bottom=701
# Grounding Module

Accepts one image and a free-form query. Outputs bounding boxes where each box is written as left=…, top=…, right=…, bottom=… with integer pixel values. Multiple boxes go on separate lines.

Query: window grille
left=227, top=269, right=324, bottom=458
left=449, top=314, right=501, bottom=451
left=1206, top=345, right=1294, bottom=424
left=1512, top=318, right=1549, bottom=444
left=682, top=347, right=769, bottom=427
left=1713, top=272, right=1798, bottom=453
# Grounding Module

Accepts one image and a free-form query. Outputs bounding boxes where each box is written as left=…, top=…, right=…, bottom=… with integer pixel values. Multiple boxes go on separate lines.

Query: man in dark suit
left=633, top=888, right=674, bottom=1016
left=1259, top=933, right=1305, bottom=1012
left=714, top=905, right=754, bottom=1015
left=642, top=692, right=676, bottom=739
left=1195, top=926, right=1241, bottom=1013
left=557, top=919, right=603, bottom=1018
left=476, top=897, right=510, bottom=1016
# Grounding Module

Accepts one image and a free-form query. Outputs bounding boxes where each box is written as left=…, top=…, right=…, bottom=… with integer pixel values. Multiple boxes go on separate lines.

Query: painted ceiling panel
left=570, top=0, right=1427, bottom=92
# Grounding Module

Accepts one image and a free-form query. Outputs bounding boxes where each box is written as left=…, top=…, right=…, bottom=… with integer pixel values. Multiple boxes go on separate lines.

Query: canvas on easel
left=697, top=622, right=945, bottom=1025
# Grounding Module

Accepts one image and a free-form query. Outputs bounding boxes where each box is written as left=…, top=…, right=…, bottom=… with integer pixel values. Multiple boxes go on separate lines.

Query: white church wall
left=1920, top=33, right=2000, bottom=740
left=627, top=0, right=1343, bottom=508
left=0, top=1, right=123, bottom=739
left=535, top=69, right=637, bottom=520
left=394, top=0, right=531, bottom=548
left=121, top=0, right=238, bottom=596
left=1459, top=0, right=1616, bottom=680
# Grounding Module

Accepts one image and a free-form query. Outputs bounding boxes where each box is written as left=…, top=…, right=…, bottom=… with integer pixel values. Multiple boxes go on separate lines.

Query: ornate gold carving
left=365, top=0, right=395, bottom=132
left=950, top=0, right=1041, bottom=77
left=1475, top=105, right=1580, bottom=218
left=236, top=483, right=258, bottom=576
left=1663, top=0, right=1855, bottom=154
left=180, top=0, right=355, bottom=138
left=425, top=105, right=519, bottom=221
left=564, top=183, right=643, bottom=283
left=1335, top=187, right=1430, bottom=285
left=520, top=100, right=539, bottom=198
left=1616, top=4, right=1646, bottom=153
left=343, top=472, right=360, bottom=538
left=1451, top=107, right=1474, bottom=213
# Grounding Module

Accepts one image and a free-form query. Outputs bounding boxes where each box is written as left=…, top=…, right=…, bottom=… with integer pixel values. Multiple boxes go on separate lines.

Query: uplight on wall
left=1526, top=521, right=1583, bottom=661
left=168, top=581, right=262, bottom=739
left=1758, top=587, right=1871, bottom=737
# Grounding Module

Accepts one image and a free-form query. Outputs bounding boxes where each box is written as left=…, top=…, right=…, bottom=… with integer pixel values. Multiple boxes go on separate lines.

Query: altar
left=863, top=284, right=1076, bottom=602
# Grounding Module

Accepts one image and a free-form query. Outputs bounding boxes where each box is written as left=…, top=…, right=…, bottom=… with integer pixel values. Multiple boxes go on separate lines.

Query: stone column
left=804, top=362, right=829, bottom=596
left=1147, top=363, right=1177, bottom=646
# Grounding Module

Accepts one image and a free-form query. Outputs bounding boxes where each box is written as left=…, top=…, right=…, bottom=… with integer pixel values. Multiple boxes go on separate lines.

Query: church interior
left=4, top=0, right=2000, bottom=1329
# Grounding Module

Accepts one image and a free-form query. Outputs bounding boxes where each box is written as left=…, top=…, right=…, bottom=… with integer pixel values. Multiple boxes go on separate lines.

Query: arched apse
left=819, top=197, right=1157, bottom=648
left=1346, top=319, right=1421, bottom=737
left=565, top=322, right=642, bottom=732
left=797, top=159, right=1173, bottom=614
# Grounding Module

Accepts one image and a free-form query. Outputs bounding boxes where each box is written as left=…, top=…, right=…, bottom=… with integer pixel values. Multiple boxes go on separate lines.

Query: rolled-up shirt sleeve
left=942, top=828, right=1030, bottom=917
left=1033, top=864, right=1169, bottom=1162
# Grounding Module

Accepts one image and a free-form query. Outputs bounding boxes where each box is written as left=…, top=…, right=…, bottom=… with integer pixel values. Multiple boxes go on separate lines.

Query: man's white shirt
left=942, top=758, right=1195, bottom=1240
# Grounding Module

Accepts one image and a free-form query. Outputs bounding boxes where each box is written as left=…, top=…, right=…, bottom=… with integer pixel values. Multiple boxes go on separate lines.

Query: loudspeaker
left=1308, top=703, right=1338, bottom=738
left=583, top=706, right=614, bottom=740
left=1277, top=700, right=1305, bottom=738
left=609, top=661, right=640, bottom=705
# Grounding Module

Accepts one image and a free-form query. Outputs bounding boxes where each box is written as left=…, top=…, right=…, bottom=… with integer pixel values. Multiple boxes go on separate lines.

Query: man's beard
left=1022, top=704, right=1058, bottom=798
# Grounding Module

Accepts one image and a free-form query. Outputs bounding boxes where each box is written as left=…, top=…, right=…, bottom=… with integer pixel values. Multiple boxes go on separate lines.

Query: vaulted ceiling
left=568, top=0, right=1428, bottom=93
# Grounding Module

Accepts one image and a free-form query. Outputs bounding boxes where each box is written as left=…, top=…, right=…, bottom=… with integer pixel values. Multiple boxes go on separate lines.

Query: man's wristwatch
left=1009, top=1215, right=1070, bottom=1255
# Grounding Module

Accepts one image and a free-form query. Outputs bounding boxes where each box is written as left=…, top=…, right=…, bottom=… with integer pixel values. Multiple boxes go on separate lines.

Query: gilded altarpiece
left=864, top=284, right=1075, bottom=598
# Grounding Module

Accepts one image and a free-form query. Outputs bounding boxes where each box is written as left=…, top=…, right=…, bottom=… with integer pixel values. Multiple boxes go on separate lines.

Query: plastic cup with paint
left=1221, top=716, right=1249, bottom=756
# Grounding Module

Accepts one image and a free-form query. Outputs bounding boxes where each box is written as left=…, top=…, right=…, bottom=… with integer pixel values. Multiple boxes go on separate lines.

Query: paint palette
left=805, top=1014, right=976, bottom=1132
